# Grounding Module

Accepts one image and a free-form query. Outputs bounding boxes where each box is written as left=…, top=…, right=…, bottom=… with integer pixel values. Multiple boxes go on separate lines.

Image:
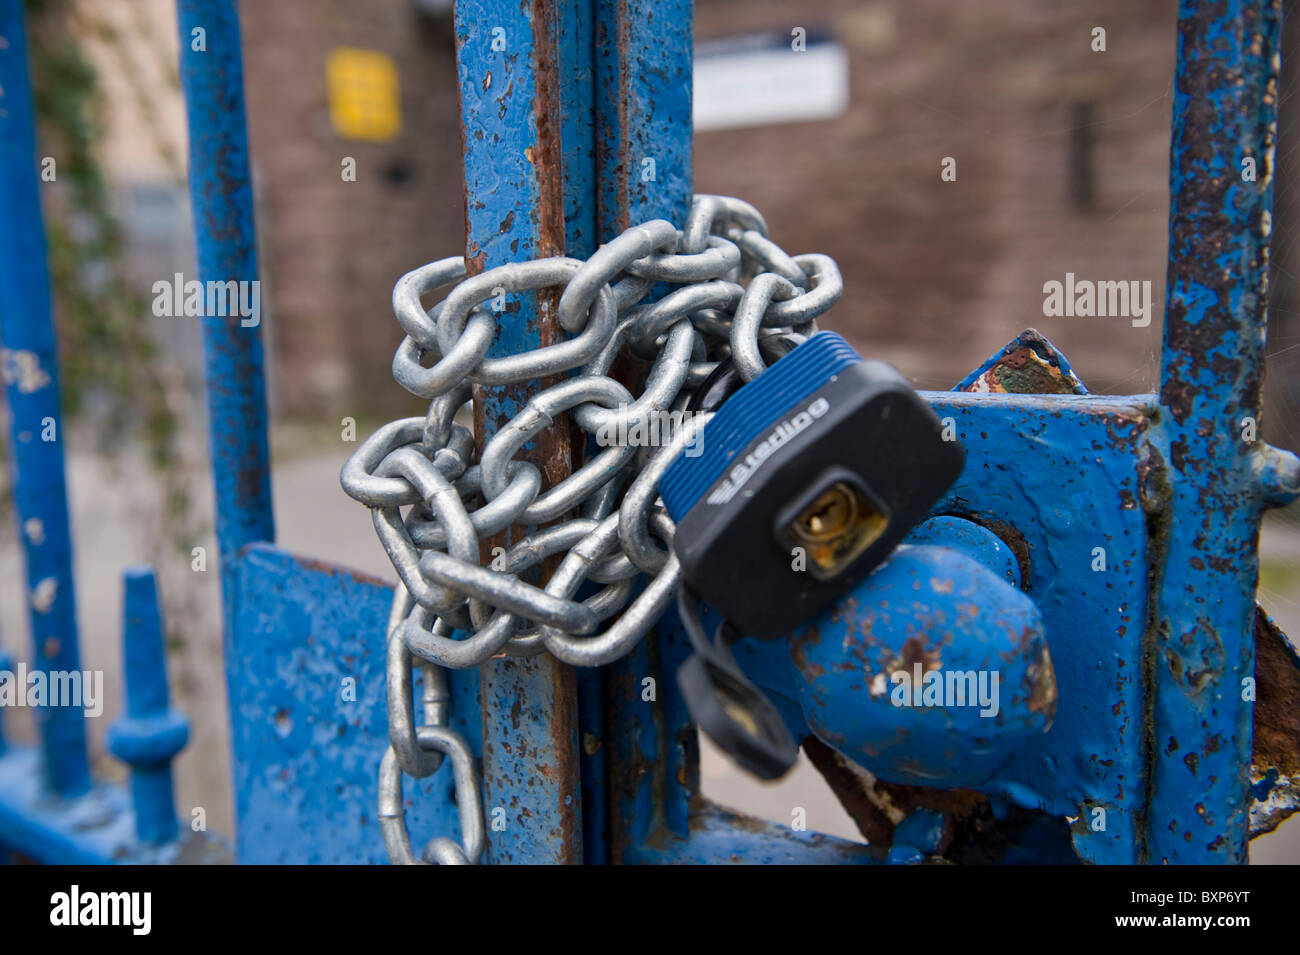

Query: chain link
left=342, top=195, right=842, bottom=863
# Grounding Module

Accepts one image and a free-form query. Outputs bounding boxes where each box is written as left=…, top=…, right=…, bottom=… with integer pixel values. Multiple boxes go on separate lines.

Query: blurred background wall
left=65, top=0, right=1300, bottom=419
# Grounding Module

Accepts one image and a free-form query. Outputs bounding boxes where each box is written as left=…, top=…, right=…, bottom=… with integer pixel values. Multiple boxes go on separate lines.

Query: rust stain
left=523, top=0, right=572, bottom=501
left=1254, top=608, right=1300, bottom=778
left=956, top=331, right=1084, bottom=396
left=802, top=735, right=984, bottom=850
left=547, top=655, right=583, bottom=860
left=593, top=1, right=632, bottom=230
left=290, top=551, right=395, bottom=589
left=476, top=0, right=581, bottom=865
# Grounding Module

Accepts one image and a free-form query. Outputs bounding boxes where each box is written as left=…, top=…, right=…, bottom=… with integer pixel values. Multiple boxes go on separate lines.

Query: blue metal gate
left=0, top=0, right=1297, bottom=864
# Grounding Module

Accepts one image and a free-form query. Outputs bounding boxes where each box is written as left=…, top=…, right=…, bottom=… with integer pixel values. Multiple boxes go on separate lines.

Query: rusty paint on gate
left=454, top=0, right=593, bottom=864
left=1148, top=0, right=1290, bottom=863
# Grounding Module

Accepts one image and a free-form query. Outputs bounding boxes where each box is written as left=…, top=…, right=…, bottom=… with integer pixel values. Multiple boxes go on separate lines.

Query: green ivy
left=22, top=0, right=193, bottom=545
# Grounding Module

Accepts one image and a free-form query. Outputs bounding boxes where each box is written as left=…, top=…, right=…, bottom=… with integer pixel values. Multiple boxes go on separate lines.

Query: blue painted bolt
left=105, top=567, right=189, bottom=845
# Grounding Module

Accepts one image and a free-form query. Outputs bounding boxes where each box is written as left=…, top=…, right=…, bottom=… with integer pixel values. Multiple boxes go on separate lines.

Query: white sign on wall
left=693, top=33, right=850, bottom=132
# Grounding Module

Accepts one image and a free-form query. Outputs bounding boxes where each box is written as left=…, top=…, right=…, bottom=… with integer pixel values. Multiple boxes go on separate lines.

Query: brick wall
left=694, top=0, right=1178, bottom=393
left=240, top=1, right=464, bottom=419
left=238, top=0, right=1300, bottom=425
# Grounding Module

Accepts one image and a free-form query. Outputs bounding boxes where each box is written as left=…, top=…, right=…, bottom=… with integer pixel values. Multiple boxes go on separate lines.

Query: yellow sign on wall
left=326, top=48, right=402, bottom=142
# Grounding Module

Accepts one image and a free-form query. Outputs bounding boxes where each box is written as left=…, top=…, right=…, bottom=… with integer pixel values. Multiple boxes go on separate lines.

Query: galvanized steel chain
left=343, top=194, right=843, bottom=863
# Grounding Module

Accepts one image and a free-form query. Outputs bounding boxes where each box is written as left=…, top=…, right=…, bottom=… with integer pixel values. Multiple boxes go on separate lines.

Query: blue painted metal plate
left=728, top=392, right=1154, bottom=863
left=227, top=545, right=479, bottom=864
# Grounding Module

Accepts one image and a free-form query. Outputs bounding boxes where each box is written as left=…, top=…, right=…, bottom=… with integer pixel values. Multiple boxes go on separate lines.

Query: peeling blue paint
left=228, top=546, right=481, bottom=864
left=1149, top=0, right=1294, bottom=863
left=454, top=0, right=594, bottom=865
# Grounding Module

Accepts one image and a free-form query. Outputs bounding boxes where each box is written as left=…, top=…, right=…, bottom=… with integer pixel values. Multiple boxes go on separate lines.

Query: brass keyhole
left=786, top=481, right=888, bottom=579
left=794, top=485, right=858, bottom=542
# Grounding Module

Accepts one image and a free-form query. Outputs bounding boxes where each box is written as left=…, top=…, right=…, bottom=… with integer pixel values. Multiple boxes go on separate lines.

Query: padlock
left=672, top=336, right=806, bottom=779
left=661, top=331, right=965, bottom=640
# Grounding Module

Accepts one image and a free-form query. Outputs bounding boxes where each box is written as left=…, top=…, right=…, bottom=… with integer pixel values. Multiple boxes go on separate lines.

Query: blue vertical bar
left=594, top=0, right=694, bottom=237
left=594, top=0, right=694, bottom=859
left=175, top=1, right=272, bottom=858
left=0, top=0, right=90, bottom=798
left=558, top=0, right=608, bottom=863
left=175, top=2, right=275, bottom=616
left=454, top=0, right=593, bottom=864
left=1151, top=0, right=1282, bottom=862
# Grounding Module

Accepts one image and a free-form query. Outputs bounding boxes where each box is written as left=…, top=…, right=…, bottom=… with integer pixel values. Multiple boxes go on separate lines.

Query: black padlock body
left=668, top=355, right=964, bottom=639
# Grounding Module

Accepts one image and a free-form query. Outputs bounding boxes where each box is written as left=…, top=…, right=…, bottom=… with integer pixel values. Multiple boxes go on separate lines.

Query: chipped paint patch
left=1250, top=765, right=1300, bottom=835
left=31, top=577, right=58, bottom=613
left=1, top=349, right=50, bottom=393
left=955, top=330, right=1087, bottom=396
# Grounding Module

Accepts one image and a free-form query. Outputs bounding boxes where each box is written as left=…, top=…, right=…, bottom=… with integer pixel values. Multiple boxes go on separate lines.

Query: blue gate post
left=593, top=0, right=697, bottom=860
left=1150, top=0, right=1296, bottom=863
left=174, top=1, right=275, bottom=661
left=453, top=0, right=595, bottom=865
left=0, top=0, right=90, bottom=799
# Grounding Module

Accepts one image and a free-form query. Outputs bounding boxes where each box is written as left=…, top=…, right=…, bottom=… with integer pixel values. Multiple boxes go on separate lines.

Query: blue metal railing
left=176, top=0, right=275, bottom=599
left=0, top=0, right=1296, bottom=865
left=0, top=0, right=89, bottom=801
left=0, top=0, right=218, bottom=864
